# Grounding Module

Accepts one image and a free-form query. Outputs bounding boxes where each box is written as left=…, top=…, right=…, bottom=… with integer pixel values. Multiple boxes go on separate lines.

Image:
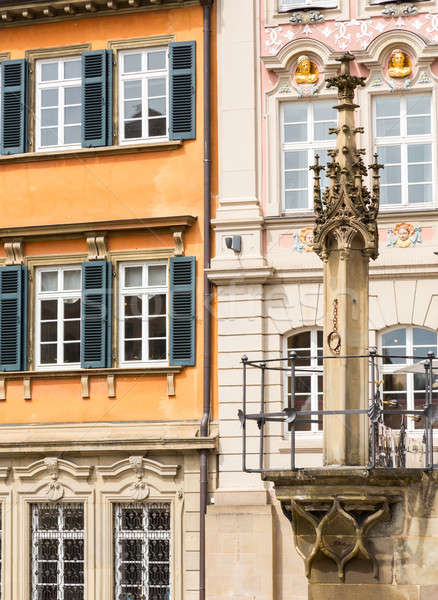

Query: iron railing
left=238, top=349, right=437, bottom=472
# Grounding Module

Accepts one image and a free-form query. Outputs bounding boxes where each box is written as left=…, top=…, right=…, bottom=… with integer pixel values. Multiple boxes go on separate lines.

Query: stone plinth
left=263, top=467, right=438, bottom=598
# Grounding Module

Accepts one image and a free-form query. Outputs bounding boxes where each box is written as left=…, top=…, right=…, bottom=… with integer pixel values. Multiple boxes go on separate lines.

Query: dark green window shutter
left=169, top=42, right=196, bottom=140
left=81, top=50, right=113, bottom=148
left=106, top=49, right=113, bottom=146
left=0, top=265, right=28, bottom=371
left=169, top=256, right=195, bottom=366
left=80, top=260, right=112, bottom=368
left=1, top=59, right=28, bottom=155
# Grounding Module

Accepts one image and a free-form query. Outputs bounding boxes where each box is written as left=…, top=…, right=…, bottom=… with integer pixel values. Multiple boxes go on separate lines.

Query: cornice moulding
left=206, top=266, right=275, bottom=285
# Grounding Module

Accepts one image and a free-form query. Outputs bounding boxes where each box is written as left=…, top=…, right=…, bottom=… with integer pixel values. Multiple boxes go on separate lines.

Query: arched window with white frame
left=286, top=329, right=323, bottom=432
left=379, top=326, right=438, bottom=430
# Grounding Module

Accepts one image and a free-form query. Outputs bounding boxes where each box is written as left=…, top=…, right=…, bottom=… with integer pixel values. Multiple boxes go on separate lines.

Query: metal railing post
left=242, top=355, right=248, bottom=472
left=259, top=362, right=266, bottom=471
left=369, top=348, right=377, bottom=469
left=290, top=351, right=296, bottom=470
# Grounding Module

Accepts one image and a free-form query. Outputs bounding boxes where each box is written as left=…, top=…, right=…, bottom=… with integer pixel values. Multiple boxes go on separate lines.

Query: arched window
left=379, top=326, right=438, bottom=430
left=286, top=329, right=323, bottom=432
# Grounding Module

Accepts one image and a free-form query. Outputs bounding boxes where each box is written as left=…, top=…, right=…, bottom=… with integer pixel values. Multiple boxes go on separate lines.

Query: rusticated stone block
left=395, top=538, right=438, bottom=585
left=309, top=584, right=419, bottom=600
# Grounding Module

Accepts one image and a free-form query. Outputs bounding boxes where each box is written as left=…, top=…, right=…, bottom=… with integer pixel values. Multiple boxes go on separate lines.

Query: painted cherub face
left=305, top=231, right=314, bottom=244
left=398, top=227, right=409, bottom=241
left=393, top=52, right=405, bottom=68
left=300, top=59, right=311, bottom=74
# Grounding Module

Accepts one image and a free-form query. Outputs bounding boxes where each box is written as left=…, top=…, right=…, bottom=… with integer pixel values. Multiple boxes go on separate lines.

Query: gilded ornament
left=295, top=55, right=319, bottom=84
left=387, top=222, right=422, bottom=248
left=388, top=49, right=411, bottom=79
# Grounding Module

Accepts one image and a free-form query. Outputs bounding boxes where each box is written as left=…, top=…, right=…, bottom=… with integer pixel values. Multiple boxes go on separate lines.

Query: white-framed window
left=281, top=100, right=337, bottom=212
left=374, top=94, right=434, bottom=208
left=31, top=503, right=85, bottom=600
left=379, top=326, right=438, bottom=431
left=279, top=0, right=337, bottom=9
left=35, top=266, right=81, bottom=370
left=114, top=503, right=171, bottom=600
left=286, top=329, right=323, bottom=432
left=118, top=47, right=168, bottom=145
left=35, top=56, right=82, bottom=152
left=118, top=262, right=168, bottom=366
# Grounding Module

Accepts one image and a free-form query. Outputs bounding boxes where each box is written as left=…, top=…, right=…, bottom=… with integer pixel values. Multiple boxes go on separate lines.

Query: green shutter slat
left=106, top=261, right=113, bottom=368
left=1, top=59, right=28, bottom=155
left=169, top=256, right=196, bottom=366
left=0, top=265, right=27, bottom=371
left=81, top=260, right=111, bottom=368
left=169, top=41, right=196, bottom=141
left=81, top=50, right=112, bottom=148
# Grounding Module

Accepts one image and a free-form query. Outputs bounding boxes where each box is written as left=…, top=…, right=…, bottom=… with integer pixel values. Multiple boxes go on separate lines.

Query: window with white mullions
left=119, top=48, right=168, bottom=144
left=35, top=266, right=81, bottom=369
left=379, top=327, right=438, bottom=431
left=114, top=503, right=171, bottom=600
left=374, top=94, right=434, bottom=207
left=282, top=100, right=337, bottom=211
left=279, top=0, right=337, bottom=10
left=119, top=262, right=168, bottom=365
left=286, top=330, right=323, bottom=432
left=35, top=57, right=82, bottom=151
left=31, top=503, right=85, bottom=600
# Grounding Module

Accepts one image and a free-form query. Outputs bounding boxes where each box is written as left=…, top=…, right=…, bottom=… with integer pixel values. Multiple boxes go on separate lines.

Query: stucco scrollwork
left=44, top=457, right=65, bottom=502
left=129, top=455, right=150, bottom=501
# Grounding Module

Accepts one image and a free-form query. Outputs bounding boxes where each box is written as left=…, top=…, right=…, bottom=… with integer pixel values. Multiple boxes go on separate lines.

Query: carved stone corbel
left=4, top=240, right=24, bottom=265
left=86, top=235, right=107, bottom=260
left=173, top=231, right=185, bottom=256
left=44, top=457, right=65, bottom=502
left=129, top=456, right=150, bottom=501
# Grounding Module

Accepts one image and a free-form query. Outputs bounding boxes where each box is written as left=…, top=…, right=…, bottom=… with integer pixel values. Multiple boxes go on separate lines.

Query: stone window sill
left=0, top=140, right=182, bottom=164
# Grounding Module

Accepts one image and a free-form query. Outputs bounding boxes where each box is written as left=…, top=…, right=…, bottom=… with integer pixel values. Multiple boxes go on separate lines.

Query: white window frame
left=118, top=261, right=168, bottom=367
left=284, top=329, right=323, bottom=434
left=118, top=47, right=169, bottom=146
left=379, top=326, right=438, bottom=432
left=114, top=502, right=171, bottom=600
left=374, top=93, right=435, bottom=210
left=35, top=56, right=82, bottom=152
left=34, top=265, right=82, bottom=371
left=279, top=0, right=336, bottom=9
left=281, top=100, right=336, bottom=213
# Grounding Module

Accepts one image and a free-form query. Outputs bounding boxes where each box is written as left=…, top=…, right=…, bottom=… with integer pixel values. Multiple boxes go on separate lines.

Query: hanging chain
left=327, top=298, right=341, bottom=354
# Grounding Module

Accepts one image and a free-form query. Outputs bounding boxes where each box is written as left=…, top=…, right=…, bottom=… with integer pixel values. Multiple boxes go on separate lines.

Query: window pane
left=124, top=120, right=142, bottom=139
left=284, top=123, right=307, bottom=143
left=382, top=328, right=406, bottom=347
left=64, top=321, right=80, bottom=341
left=382, top=165, right=401, bottom=185
left=378, top=145, right=401, bottom=164
left=408, top=163, right=432, bottom=183
left=149, top=339, right=166, bottom=360
left=407, top=95, right=430, bottom=115
left=124, top=80, right=142, bottom=99
left=407, top=116, right=430, bottom=136
left=149, top=294, right=166, bottom=315
left=125, top=296, right=142, bottom=317
left=147, top=51, right=166, bottom=71
left=314, top=101, right=336, bottom=122
left=285, top=150, right=307, bottom=170
left=125, top=100, right=142, bottom=120
left=41, top=108, right=58, bottom=127
left=64, top=106, right=81, bottom=125
left=148, top=78, right=166, bottom=98
left=408, top=144, right=431, bottom=163
left=314, top=121, right=334, bottom=141
left=64, top=126, right=81, bottom=144
left=375, top=96, right=400, bottom=118
left=381, top=185, right=401, bottom=205
left=63, top=270, right=81, bottom=291
left=148, top=266, right=166, bottom=286
left=41, top=62, right=58, bottom=81
left=289, top=331, right=311, bottom=349
left=149, top=97, right=166, bottom=118
left=125, top=340, right=142, bottom=361
left=283, top=103, right=307, bottom=123
left=65, top=86, right=81, bottom=105
left=285, top=170, right=307, bottom=189
left=41, top=300, right=58, bottom=320
left=64, top=60, right=81, bottom=79
left=64, top=343, right=80, bottom=363
left=125, top=267, right=142, bottom=287
left=413, top=328, right=437, bottom=346
left=41, top=344, right=57, bottom=364
left=64, top=298, right=80, bottom=319
left=149, top=118, right=166, bottom=137
left=408, top=183, right=432, bottom=204
left=41, top=88, right=58, bottom=107
left=149, top=317, right=166, bottom=338
left=41, top=128, right=58, bottom=147
left=125, top=318, right=142, bottom=339
left=285, top=190, right=308, bottom=210
left=41, top=271, right=58, bottom=292
left=376, top=118, right=400, bottom=137
left=41, top=322, right=57, bottom=342
left=124, top=53, right=142, bottom=73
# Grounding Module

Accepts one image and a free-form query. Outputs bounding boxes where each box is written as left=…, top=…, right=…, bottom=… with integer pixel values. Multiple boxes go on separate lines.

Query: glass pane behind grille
left=114, top=503, right=171, bottom=600
left=31, top=503, right=85, bottom=600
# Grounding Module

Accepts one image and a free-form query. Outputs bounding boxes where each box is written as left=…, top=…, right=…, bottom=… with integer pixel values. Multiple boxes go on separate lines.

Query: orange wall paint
left=0, top=5, right=215, bottom=426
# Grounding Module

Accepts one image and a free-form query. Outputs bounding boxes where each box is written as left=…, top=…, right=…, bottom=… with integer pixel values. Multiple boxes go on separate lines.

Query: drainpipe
left=200, top=1, right=213, bottom=600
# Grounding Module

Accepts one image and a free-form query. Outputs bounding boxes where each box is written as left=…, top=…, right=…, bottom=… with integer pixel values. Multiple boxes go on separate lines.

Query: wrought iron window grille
left=238, top=349, right=438, bottom=472
left=114, top=503, right=171, bottom=600
left=31, top=503, right=85, bottom=600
